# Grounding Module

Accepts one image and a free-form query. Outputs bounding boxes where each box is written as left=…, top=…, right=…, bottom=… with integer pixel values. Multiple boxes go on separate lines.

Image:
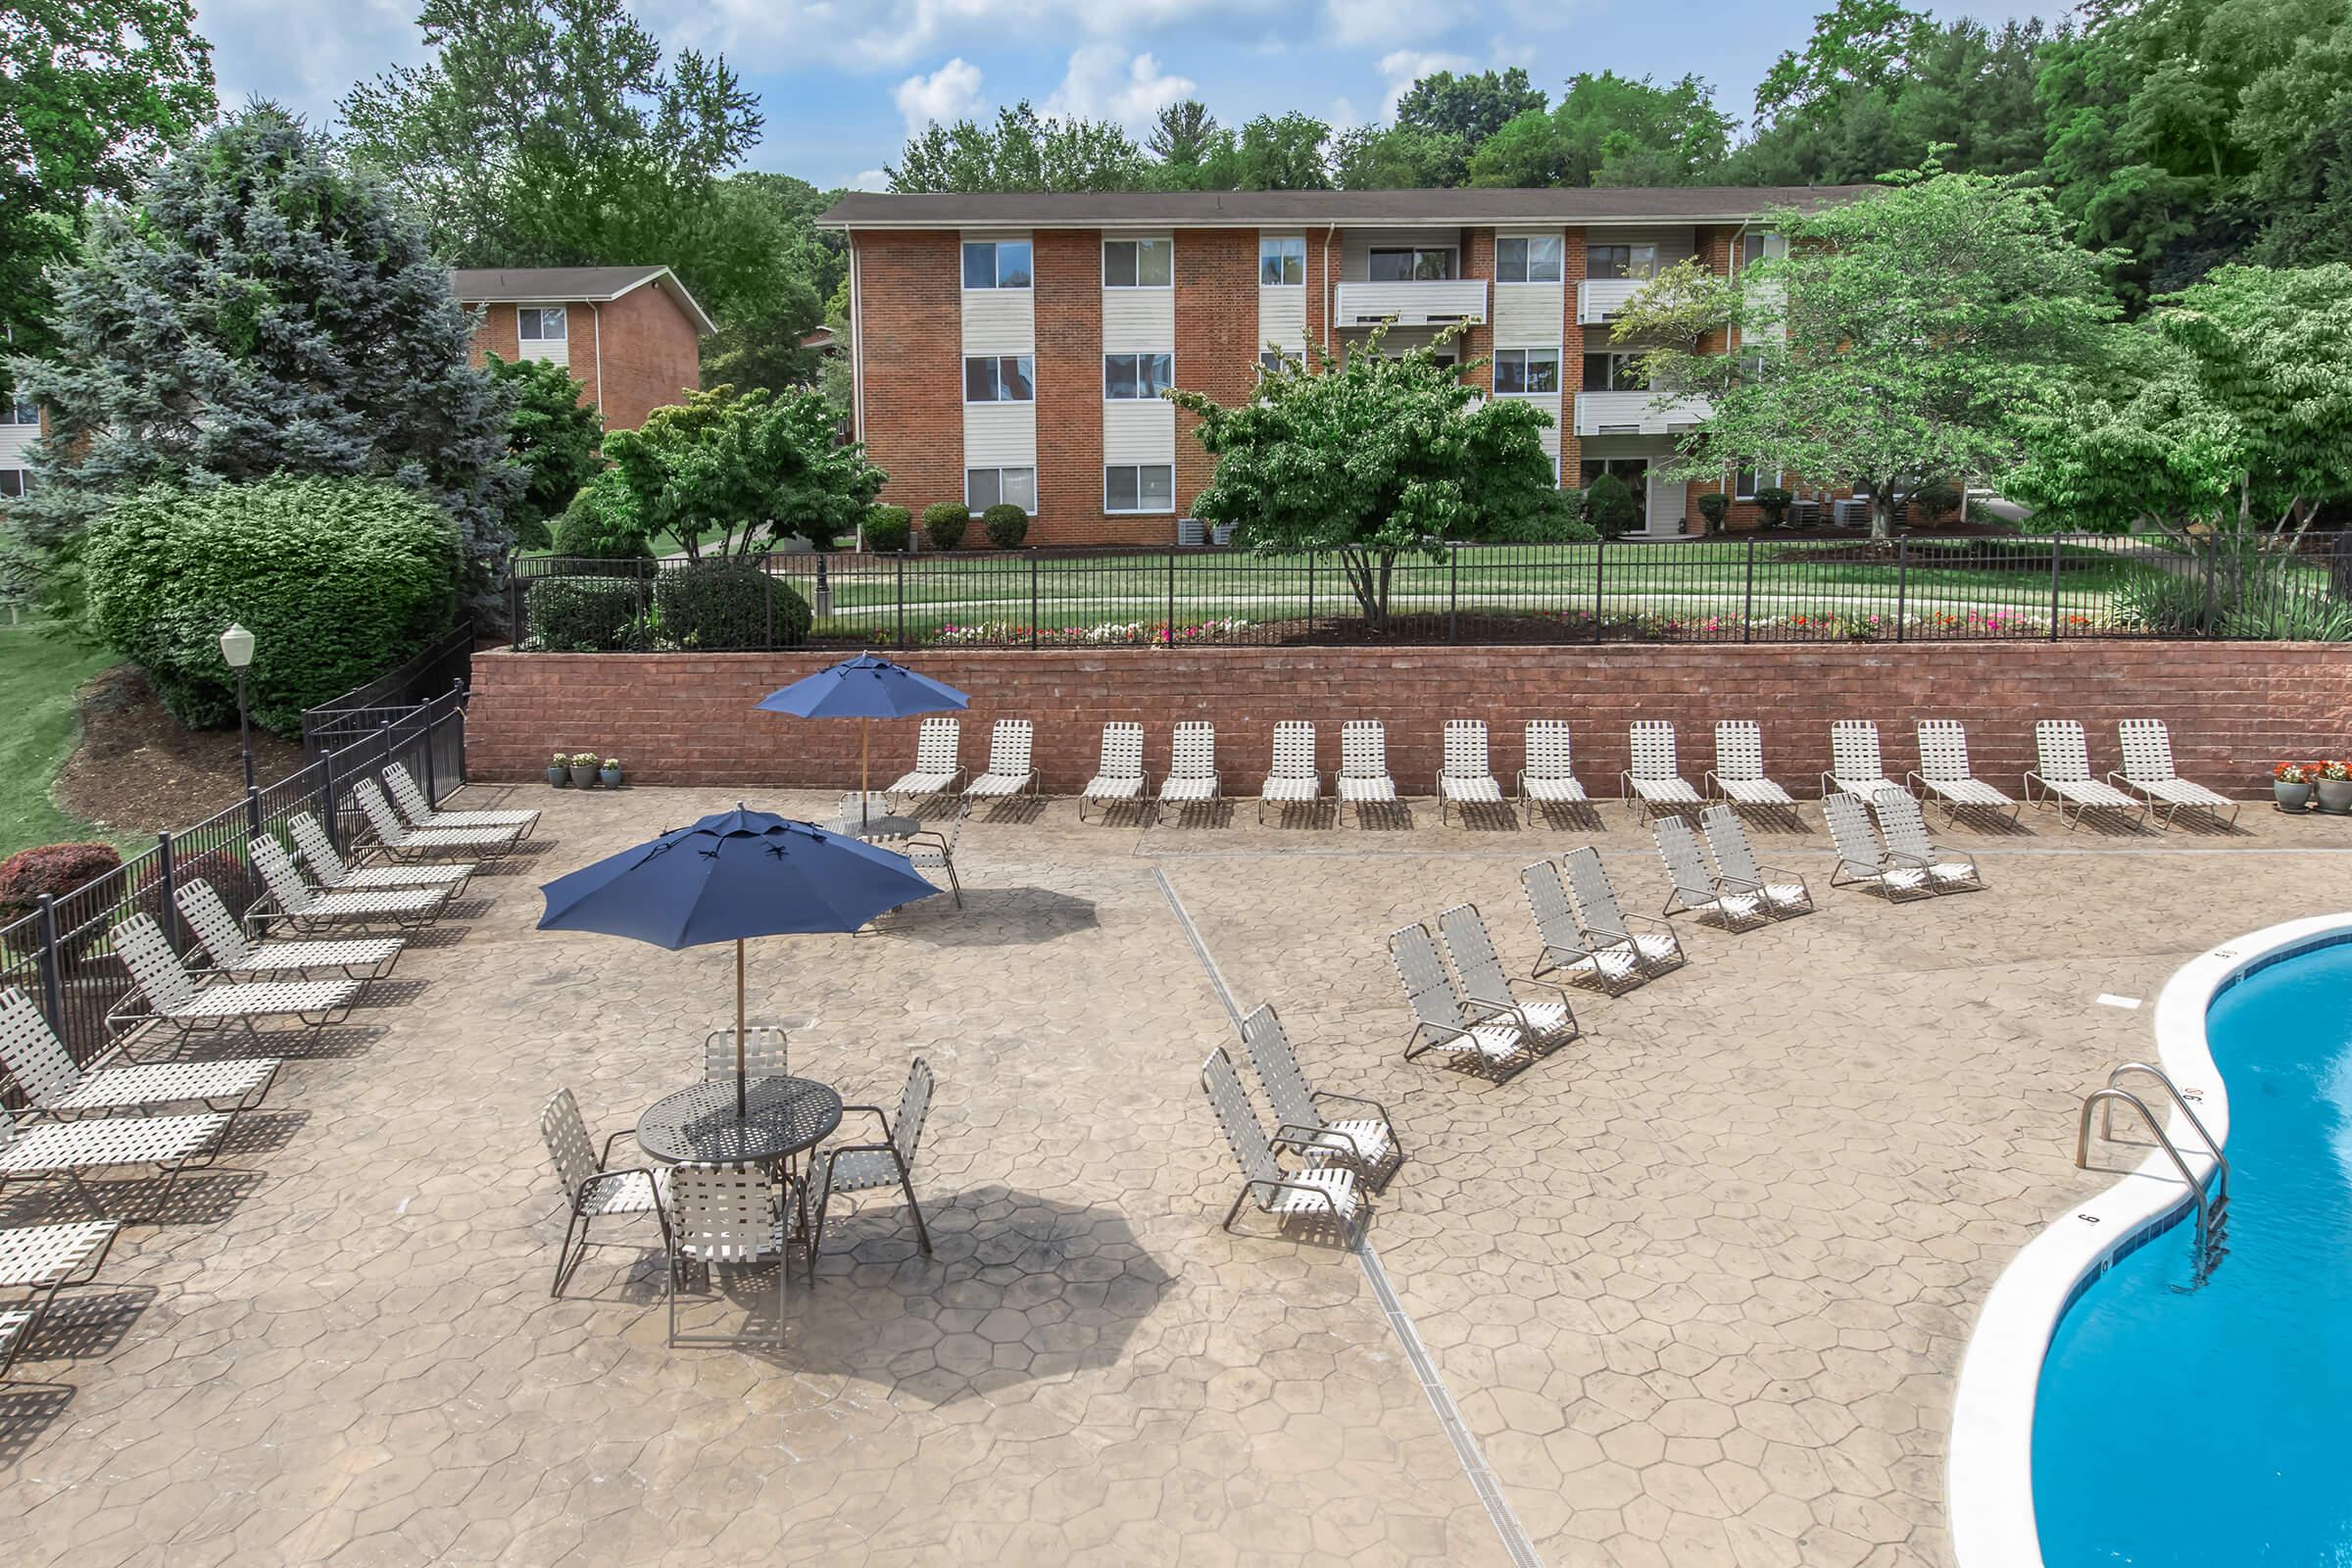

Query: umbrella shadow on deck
left=878, top=888, right=1099, bottom=948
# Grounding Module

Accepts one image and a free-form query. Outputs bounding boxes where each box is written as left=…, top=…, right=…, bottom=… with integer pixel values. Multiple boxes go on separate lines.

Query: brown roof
left=446, top=266, right=715, bottom=333
left=817, top=186, right=1877, bottom=229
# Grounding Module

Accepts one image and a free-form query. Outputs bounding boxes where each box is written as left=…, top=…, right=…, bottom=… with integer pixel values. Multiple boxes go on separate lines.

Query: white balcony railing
left=1572, top=390, right=1712, bottom=438
left=1331, top=279, right=1489, bottom=328
left=1577, top=277, right=1650, bottom=324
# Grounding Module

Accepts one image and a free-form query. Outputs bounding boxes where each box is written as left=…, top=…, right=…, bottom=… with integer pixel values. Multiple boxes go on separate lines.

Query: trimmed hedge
left=921, top=502, right=968, bottom=551
left=528, top=575, right=649, bottom=652
left=864, top=505, right=911, bottom=553
left=656, top=559, right=811, bottom=650
left=982, top=504, right=1028, bottom=548
left=1696, top=491, right=1731, bottom=529
left=1585, top=472, right=1639, bottom=538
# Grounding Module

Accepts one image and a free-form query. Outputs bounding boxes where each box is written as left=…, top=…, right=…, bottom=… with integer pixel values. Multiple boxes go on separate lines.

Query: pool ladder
left=2075, top=1062, right=2230, bottom=1283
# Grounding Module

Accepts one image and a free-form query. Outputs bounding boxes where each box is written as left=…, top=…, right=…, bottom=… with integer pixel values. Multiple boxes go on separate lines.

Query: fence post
left=508, top=572, right=523, bottom=647
left=1029, top=554, right=1040, bottom=650
left=34, top=894, right=65, bottom=1034
left=1447, top=548, right=1459, bottom=643
left=896, top=556, right=907, bottom=649
left=156, top=832, right=180, bottom=953
left=319, top=744, right=339, bottom=852
left=2202, top=538, right=2219, bottom=636
left=1305, top=553, right=1315, bottom=634
left=1166, top=549, right=1177, bottom=641
left=1742, top=540, right=1756, bottom=643
left=1592, top=540, right=1605, bottom=640
left=1894, top=539, right=1908, bottom=643
left=2049, top=537, right=2064, bottom=640
left=763, top=567, right=775, bottom=650
left=421, top=716, right=438, bottom=805
left=246, top=785, right=264, bottom=839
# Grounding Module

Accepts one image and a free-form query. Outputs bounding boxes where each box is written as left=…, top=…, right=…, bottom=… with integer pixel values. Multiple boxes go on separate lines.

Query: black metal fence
left=299, top=620, right=474, bottom=756
left=0, top=692, right=466, bottom=1085
left=510, top=534, right=2350, bottom=652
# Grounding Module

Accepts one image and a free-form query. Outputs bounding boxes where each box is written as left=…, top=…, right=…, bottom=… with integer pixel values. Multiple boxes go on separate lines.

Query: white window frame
left=964, top=466, right=1038, bottom=515
left=1102, top=352, right=1175, bottom=401
left=1103, top=464, right=1175, bottom=514
left=1583, top=350, right=1645, bottom=392
left=0, top=469, right=25, bottom=500
left=1496, top=236, right=1564, bottom=284
left=1102, top=238, right=1174, bottom=289
left=517, top=306, right=567, bottom=342
left=962, top=354, right=1036, bottom=405
left=961, top=240, right=1034, bottom=290
left=1259, top=236, right=1306, bottom=287
left=1734, top=462, right=1782, bottom=501
left=3, top=400, right=34, bottom=426
left=1367, top=246, right=1457, bottom=282
left=1586, top=243, right=1659, bottom=281
left=1494, top=348, right=1561, bottom=397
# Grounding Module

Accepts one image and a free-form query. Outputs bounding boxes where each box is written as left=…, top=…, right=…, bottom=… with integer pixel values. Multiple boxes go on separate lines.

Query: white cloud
left=1326, top=96, right=1363, bottom=134
left=666, top=0, right=1276, bottom=72
left=1322, top=0, right=1450, bottom=49
left=1377, top=49, right=1473, bottom=121
left=1046, top=45, right=1198, bottom=131
left=894, top=58, right=987, bottom=136
left=204, top=0, right=425, bottom=125
left=851, top=169, right=893, bottom=191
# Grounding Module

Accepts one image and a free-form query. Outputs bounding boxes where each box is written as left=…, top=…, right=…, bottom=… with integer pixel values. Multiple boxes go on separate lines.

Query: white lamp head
left=219, top=622, right=256, bottom=669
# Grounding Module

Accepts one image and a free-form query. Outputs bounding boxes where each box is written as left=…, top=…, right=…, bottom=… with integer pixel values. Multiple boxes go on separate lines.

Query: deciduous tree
left=601, top=385, right=884, bottom=559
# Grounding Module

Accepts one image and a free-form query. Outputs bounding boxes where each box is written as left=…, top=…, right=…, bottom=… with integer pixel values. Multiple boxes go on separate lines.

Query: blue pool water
left=2033, top=939, right=2352, bottom=1565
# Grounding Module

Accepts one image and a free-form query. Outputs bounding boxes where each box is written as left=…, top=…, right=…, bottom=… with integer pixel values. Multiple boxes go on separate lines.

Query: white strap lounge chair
left=1652, top=817, right=1774, bottom=931
left=1558, top=847, right=1690, bottom=982
left=0, top=1102, right=230, bottom=1217
left=175, top=878, right=404, bottom=982
left=1873, top=792, right=1988, bottom=892
left=2, top=987, right=278, bottom=1119
left=2112, top=719, right=2240, bottom=830
left=1438, top=720, right=1504, bottom=825
left=1435, top=904, right=1579, bottom=1049
left=1698, top=805, right=1813, bottom=917
left=106, top=913, right=359, bottom=1050
left=1823, top=719, right=1907, bottom=802
left=250, top=838, right=450, bottom=934
left=1079, top=722, right=1146, bottom=822
left=1623, top=720, right=1702, bottom=825
left=904, top=800, right=968, bottom=906
left=1157, top=720, right=1221, bottom=821
left=1200, top=1047, right=1362, bottom=1240
left=291, top=813, right=472, bottom=896
left=1239, top=1004, right=1401, bottom=1188
left=1520, top=858, right=1651, bottom=996
left=666, top=1161, right=787, bottom=1347
left=1337, top=720, right=1397, bottom=826
left=383, top=762, right=539, bottom=837
left=1257, top=720, right=1321, bottom=823
left=1707, top=720, right=1795, bottom=809
left=1909, top=720, right=2019, bottom=824
left=963, top=719, right=1038, bottom=799
left=1821, top=793, right=1936, bottom=901
left=0, top=1220, right=121, bottom=1376
left=889, top=716, right=964, bottom=801
left=2026, top=720, right=2149, bottom=830
left=1387, top=922, right=1534, bottom=1074
left=807, top=1058, right=934, bottom=1283
left=355, top=778, right=522, bottom=858
left=1519, top=720, right=1589, bottom=816
left=542, top=1087, right=670, bottom=1298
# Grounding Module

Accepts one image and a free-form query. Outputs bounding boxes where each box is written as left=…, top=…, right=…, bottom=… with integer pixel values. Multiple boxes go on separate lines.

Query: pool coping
left=1945, top=911, right=2352, bottom=1568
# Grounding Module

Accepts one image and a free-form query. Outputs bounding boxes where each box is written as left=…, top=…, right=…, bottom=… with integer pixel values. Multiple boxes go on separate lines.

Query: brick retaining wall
left=468, top=643, right=2352, bottom=799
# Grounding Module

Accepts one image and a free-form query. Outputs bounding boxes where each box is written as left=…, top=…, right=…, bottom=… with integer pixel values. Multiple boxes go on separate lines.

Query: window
left=0, top=470, right=24, bottom=500
left=1257, top=351, right=1288, bottom=377
left=1259, top=236, right=1305, bottom=286
left=961, top=240, right=1033, bottom=289
left=1740, top=230, right=1780, bottom=270
left=2, top=400, right=34, bottom=426
left=965, top=466, right=1037, bottom=514
left=1104, top=464, right=1175, bottom=513
left=1493, top=348, right=1560, bottom=396
left=1734, top=463, right=1781, bottom=501
left=1586, top=243, right=1658, bottom=280
left=1103, top=353, right=1174, bottom=399
left=1582, top=352, right=1645, bottom=392
left=517, top=306, right=566, bottom=341
left=963, top=355, right=1035, bottom=403
left=1102, top=238, right=1173, bottom=288
left=1496, top=236, right=1564, bottom=283
left=1368, top=247, right=1456, bottom=282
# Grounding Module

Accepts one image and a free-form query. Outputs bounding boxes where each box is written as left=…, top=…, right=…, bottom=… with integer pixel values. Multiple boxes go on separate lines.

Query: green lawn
left=0, top=623, right=119, bottom=858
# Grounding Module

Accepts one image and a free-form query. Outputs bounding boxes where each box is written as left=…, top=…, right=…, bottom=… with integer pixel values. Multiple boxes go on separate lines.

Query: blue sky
left=196, top=0, right=2063, bottom=192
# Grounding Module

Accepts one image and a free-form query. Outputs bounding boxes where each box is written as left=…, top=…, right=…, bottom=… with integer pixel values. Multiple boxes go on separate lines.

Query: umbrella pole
left=736, top=938, right=748, bottom=1120
left=861, top=718, right=871, bottom=830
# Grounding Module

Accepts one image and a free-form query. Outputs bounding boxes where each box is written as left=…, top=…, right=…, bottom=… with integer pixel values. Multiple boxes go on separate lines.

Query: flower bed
left=925, top=618, right=1254, bottom=647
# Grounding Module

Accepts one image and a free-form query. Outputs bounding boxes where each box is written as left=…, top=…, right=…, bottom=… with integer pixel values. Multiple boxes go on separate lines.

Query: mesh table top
left=635, top=1075, right=844, bottom=1164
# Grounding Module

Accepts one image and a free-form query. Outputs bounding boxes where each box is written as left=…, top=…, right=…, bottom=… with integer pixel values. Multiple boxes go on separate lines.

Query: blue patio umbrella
left=539, top=807, right=940, bottom=1117
left=756, top=655, right=970, bottom=828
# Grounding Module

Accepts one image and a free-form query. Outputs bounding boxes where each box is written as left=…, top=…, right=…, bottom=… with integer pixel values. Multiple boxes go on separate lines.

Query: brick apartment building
left=820, top=187, right=1869, bottom=545
left=451, top=266, right=712, bottom=432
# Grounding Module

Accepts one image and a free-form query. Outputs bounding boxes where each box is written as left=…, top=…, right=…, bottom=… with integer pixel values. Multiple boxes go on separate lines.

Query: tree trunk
left=1338, top=547, right=1398, bottom=631
left=1868, top=481, right=1895, bottom=542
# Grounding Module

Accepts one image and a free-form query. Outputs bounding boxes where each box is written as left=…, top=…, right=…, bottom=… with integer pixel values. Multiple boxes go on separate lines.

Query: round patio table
left=635, top=1075, right=844, bottom=1165
left=853, top=814, right=923, bottom=843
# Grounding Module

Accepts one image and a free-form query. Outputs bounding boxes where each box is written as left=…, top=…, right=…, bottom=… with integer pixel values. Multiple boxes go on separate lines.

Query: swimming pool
left=2030, top=934, right=2352, bottom=1565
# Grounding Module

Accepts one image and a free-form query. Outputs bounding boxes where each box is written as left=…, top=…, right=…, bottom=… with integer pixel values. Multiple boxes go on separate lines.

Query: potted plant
left=599, top=756, right=623, bottom=788
left=2275, top=761, right=2316, bottom=811
left=2319, top=760, right=2352, bottom=814
left=547, top=752, right=569, bottom=787
left=568, top=751, right=602, bottom=788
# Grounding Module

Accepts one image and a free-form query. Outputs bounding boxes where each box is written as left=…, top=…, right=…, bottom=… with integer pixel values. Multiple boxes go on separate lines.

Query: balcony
left=1573, top=390, right=1712, bottom=438
left=1331, top=279, right=1489, bottom=328
left=1577, top=277, right=1651, bottom=324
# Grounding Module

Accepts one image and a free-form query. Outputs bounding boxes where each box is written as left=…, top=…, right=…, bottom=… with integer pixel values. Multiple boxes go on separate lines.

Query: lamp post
left=219, top=622, right=256, bottom=793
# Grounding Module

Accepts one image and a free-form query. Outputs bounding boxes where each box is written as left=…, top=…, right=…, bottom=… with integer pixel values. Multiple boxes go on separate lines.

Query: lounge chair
left=1257, top=720, right=1321, bottom=823
left=543, top=1088, right=672, bottom=1298
left=1434, top=904, right=1579, bottom=1049
left=1078, top=722, right=1146, bottom=822
left=1157, top=720, right=1220, bottom=821
left=2026, top=720, right=2148, bottom=830
left=806, top=1058, right=934, bottom=1283
left=0, top=1220, right=121, bottom=1377
left=1707, top=720, right=1795, bottom=810
left=0, top=1102, right=230, bottom=1216
left=1698, top=805, right=1814, bottom=917
left=291, top=813, right=472, bottom=896
left=1909, top=720, right=2020, bottom=824
left=1200, top=1047, right=1362, bottom=1240
left=1820, top=793, right=1936, bottom=901
left=1238, top=1004, right=1401, bottom=1189
left=2112, top=718, right=2240, bottom=830
left=105, top=913, right=359, bottom=1051
left=1521, top=858, right=1650, bottom=996
left=1337, top=720, right=1397, bottom=826
left=1873, top=792, right=1988, bottom=892
left=665, top=1161, right=786, bottom=1347
left=1556, top=847, right=1690, bottom=985
left=355, top=778, right=523, bottom=858
left=383, top=762, right=539, bottom=838
left=175, top=879, right=405, bottom=982
left=1438, top=720, right=1504, bottom=825
left=2, top=987, right=277, bottom=1119
left=963, top=719, right=1037, bottom=799
left=904, top=800, right=968, bottom=906
left=1518, top=720, right=1590, bottom=816
left=888, top=716, right=964, bottom=801
left=1823, top=719, right=1907, bottom=802
left=1623, top=720, right=1702, bottom=825
left=1386, top=921, right=1535, bottom=1073
left=1652, top=817, right=1774, bottom=931
left=250, top=838, right=450, bottom=934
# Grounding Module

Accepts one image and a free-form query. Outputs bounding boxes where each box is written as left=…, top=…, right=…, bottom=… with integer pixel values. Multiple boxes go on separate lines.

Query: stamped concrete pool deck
left=0, top=784, right=2338, bottom=1567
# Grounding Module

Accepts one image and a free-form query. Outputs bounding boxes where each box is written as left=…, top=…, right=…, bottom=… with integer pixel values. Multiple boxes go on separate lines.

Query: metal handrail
left=2075, top=1087, right=2221, bottom=1271
left=2099, top=1061, right=2230, bottom=1202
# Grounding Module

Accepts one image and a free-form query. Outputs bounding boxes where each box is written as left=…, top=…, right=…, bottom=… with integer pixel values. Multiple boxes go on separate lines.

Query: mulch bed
left=55, top=666, right=305, bottom=840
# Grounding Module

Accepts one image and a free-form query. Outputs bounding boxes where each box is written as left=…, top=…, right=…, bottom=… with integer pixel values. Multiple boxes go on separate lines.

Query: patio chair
left=1386, top=921, right=1534, bottom=1074
left=106, top=913, right=359, bottom=1052
left=1257, top=720, right=1321, bottom=823
left=1337, top=720, right=1397, bottom=826
left=1698, top=806, right=1813, bottom=918
left=542, top=1086, right=670, bottom=1298
left=1079, top=722, right=1146, bottom=821
left=1873, top=792, right=1988, bottom=892
left=1707, top=720, right=1795, bottom=810
left=963, top=719, right=1037, bottom=800
left=175, top=878, right=405, bottom=983
left=1200, top=1047, right=1362, bottom=1240
left=1157, top=720, right=1221, bottom=821
left=355, top=779, right=524, bottom=859
left=1652, top=817, right=1774, bottom=931
left=1518, top=720, right=1589, bottom=816
left=1823, top=719, right=1906, bottom=803
left=1437, top=720, right=1504, bottom=825
left=905, top=799, right=970, bottom=906
left=1239, top=1004, right=1401, bottom=1189
left=0, top=1102, right=230, bottom=1217
left=291, top=813, right=472, bottom=897
left=665, top=1161, right=786, bottom=1347
left=2112, top=718, right=2240, bottom=830
left=1909, top=720, right=2020, bottom=824
left=1623, top=720, right=1702, bottom=825
left=383, top=762, right=539, bottom=838
left=2026, top=719, right=2149, bottom=831
left=1520, top=858, right=1649, bottom=997
left=2, top=987, right=278, bottom=1119
left=1557, top=847, right=1690, bottom=983
left=249, top=837, right=450, bottom=935
left=807, top=1057, right=934, bottom=1283
left=1435, top=904, right=1579, bottom=1050
left=703, top=1026, right=789, bottom=1083
left=1820, top=793, right=1936, bottom=902
left=0, top=1220, right=121, bottom=1377
left=888, top=717, right=964, bottom=801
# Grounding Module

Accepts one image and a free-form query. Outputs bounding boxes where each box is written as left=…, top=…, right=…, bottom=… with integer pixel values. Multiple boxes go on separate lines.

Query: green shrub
left=1585, top=472, right=1639, bottom=538
left=553, top=469, right=654, bottom=561
left=1752, top=486, right=1793, bottom=527
left=864, top=505, right=911, bottom=553
left=1481, top=487, right=1595, bottom=543
left=527, top=575, right=650, bottom=652
left=1695, top=491, right=1731, bottom=530
left=81, top=477, right=461, bottom=736
left=1909, top=480, right=1961, bottom=525
left=655, top=558, right=811, bottom=650
left=982, top=504, right=1029, bottom=548
left=0, top=843, right=122, bottom=942
left=921, top=502, right=968, bottom=551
